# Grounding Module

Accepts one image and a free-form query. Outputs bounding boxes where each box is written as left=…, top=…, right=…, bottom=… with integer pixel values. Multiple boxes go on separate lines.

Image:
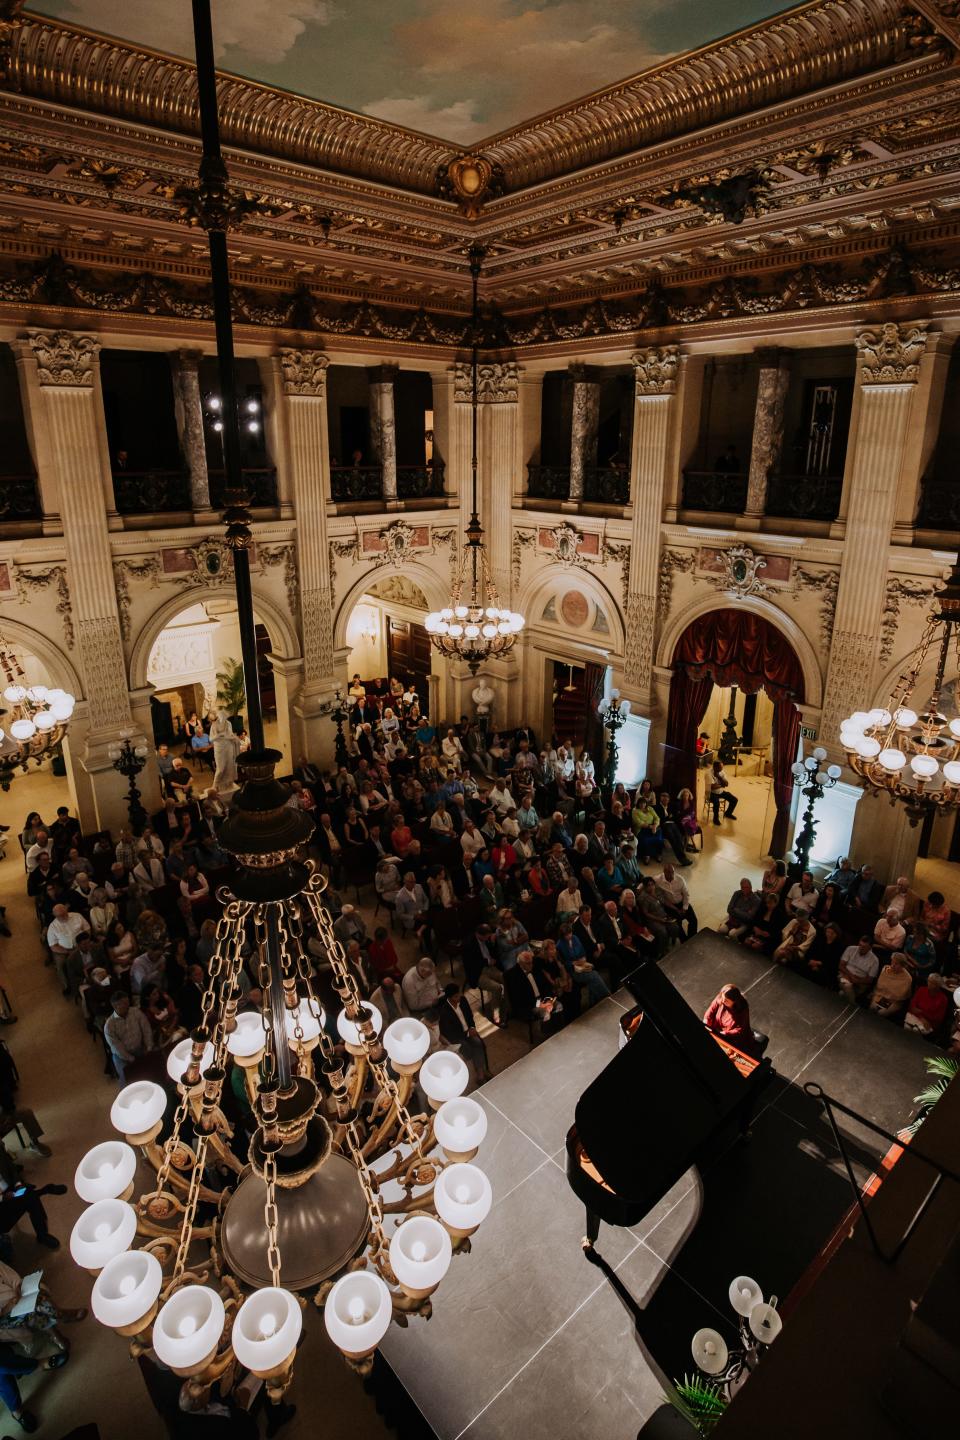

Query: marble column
left=478, top=362, right=520, bottom=603
left=368, top=365, right=398, bottom=502
left=742, top=348, right=791, bottom=525
left=170, top=349, right=211, bottom=512
left=568, top=365, right=600, bottom=502
left=277, top=348, right=337, bottom=766
left=821, top=321, right=929, bottom=752
left=623, top=347, right=680, bottom=708
left=21, top=329, right=159, bottom=831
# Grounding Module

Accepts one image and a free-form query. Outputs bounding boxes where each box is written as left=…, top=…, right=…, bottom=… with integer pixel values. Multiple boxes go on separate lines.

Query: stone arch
left=656, top=592, right=823, bottom=709
left=129, top=584, right=301, bottom=691
left=0, top=615, right=83, bottom=698
left=516, top=563, right=625, bottom=657
left=333, top=562, right=451, bottom=651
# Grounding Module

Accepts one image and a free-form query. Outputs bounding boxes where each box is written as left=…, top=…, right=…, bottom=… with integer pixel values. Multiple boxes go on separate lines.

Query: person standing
left=103, top=993, right=154, bottom=1084
left=438, top=986, right=491, bottom=1084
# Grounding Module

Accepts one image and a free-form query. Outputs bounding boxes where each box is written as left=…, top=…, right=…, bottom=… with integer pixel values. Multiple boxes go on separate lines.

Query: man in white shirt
left=395, top=873, right=429, bottom=939
left=556, top=876, right=583, bottom=917
left=655, top=864, right=698, bottom=938
left=874, top=909, right=907, bottom=954
left=46, top=904, right=89, bottom=960
left=132, top=854, right=165, bottom=892
left=487, top=781, right=513, bottom=816
left=401, top=955, right=442, bottom=1016
left=442, top=729, right=465, bottom=764
left=786, top=872, right=819, bottom=918
left=460, top=820, right=485, bottom=858
left=838, top=936, right=880, bottom=1002
left=26, top=831, right=55, bottom=872
left=104, top=993, right=154, bottom=1085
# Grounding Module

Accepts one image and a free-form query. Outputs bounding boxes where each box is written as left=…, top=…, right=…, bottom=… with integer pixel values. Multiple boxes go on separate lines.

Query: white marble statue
left=210, top=709, right=241, bottom=793
left=471, top=681, right=495, bottom=718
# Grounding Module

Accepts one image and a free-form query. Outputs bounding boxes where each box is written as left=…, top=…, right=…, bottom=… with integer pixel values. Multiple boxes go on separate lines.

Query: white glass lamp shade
left=434, top=1162, right=492, bottom=1233
left=10, top=719, right=35, bottom=741
left=826, top=764, right=842, bottom=780
left=107, top=744, right=121, bottom=761
left=50, top=697, right=74, bottom=720
left=336, top=1003, right=383, bottom=1048
left=92, top=1250, right=163, bottom=1331
left=284, top=999, right=325, bottom=1047
left=70, top=1198, right=137, bottom=1270
left=226, top=1011, right=267, bottom=1060
left=728, top=1275, right=763, bottom=1317
left=944, top=761, right=960, bottom=786
left=166, top=1038, right=215, bottom=1083
left=382, top=1017, right=430, bottom=1068
left=692, top=1327, right=729, bottom=1376
left=2, top=685, right=25, bottom=703
left=749, top=1301, right=783, bottom=1345
left=954, top=986, right=960, bottom=1009
left=804, top=756, right=817, bottom=772
left=949, top=718, right=960, bottom=740
left=791, top=762, right=805, bottom=780
left=419, top=1050, right=469, bottom=1104
left=850, top=712, right=871, bottom=729
left=815, top=771, right=830, bottom=786
left=152, top=1285, right=225, bottom=1374
left=812, top=746, right=828, bottom=761
left=75, top=1140, right=137, bottom=1203
left=434, top=1097, right=487, bottom=1156
left=33, top=711, right=56, bottom=732
left=389, top=1215, right=452, bottom=1294
left=134, top=745, right=149, bottom=759
left=855, top=737, right=881, bottom=760
left=878, top=748, right=906, bottom=773
left=910, top=754, right=939, bottom=780
left=231, top=1287, right=302, bottom=1374
left=894, top=708, right=918, bottom=730
left=324, top=1271, right=392, bottom=1357
left=110, top=1080, right=167, bottom=1138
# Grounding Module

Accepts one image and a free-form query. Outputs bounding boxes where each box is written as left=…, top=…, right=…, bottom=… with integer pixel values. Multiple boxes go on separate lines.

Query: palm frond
left=914, top=1078, right=951, bottom=1109
left=923, top=1055, right=959, bottom=1081
left=665, top=1374, right=728, bottom=1434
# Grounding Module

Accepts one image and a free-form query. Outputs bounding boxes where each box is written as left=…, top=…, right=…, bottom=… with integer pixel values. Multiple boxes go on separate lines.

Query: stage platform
left=382, top=931, right=937, bottom=1440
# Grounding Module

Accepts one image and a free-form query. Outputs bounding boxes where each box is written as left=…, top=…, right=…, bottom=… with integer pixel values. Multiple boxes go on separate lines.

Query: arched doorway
left=344, top=574, right=433, bottom=708
left=663, top=608, right=804, bottom=857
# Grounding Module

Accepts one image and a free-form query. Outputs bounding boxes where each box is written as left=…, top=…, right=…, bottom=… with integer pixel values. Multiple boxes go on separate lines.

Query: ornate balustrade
left=113, top=469, right=191, bottom=514
left=766, top=473, right=843, bottom=522
left=397, top=462, right=445, bottom=499
left=526, top=464, right=571, bottom=500
left=681, top=470, right=748, bottom=513
left=0, top=475, right=42, bottom=522
left=917, top=475, right=960, bottom=531
left=208, top=468, right=278, bottom=508
left=329, top=465, right=383, bottom=502
left=583, top=465, right=630, bottom=506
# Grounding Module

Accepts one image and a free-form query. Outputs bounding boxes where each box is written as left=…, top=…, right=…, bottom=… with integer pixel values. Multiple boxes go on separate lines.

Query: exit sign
left=800, top=724, right=818, bottom=741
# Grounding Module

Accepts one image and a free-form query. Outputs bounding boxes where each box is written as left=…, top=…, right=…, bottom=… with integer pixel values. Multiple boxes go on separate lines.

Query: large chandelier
left=67, top=0, right=490, bottom=1411
left=840, top=561, right=960, bottom=823
left=0, top=637, right=75, bottom=790
left=424, top=246, right=524, bottom=673
left=71, top=757, right=491, bottom=1399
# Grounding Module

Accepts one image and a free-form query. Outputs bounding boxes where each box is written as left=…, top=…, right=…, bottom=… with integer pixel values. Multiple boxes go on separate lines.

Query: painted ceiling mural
left=35, top=0, right=793, bottom=143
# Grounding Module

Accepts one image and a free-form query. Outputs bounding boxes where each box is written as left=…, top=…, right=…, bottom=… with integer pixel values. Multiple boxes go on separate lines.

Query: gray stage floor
left=382, top=931, right=937, bottom=1440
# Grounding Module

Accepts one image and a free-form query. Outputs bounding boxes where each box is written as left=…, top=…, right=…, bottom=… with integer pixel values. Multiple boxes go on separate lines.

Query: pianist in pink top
left=703, top=984, right=752, bottom=1048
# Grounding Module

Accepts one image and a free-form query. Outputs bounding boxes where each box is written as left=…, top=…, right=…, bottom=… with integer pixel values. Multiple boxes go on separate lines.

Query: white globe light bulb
left=878, top=748, right=906, bottom=773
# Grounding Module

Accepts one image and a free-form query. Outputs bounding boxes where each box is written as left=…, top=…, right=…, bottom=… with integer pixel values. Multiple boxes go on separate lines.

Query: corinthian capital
left=454, top=361, right=519, bottom=403
left=279, top=348, right=330, bottom=396
left=855, top=321, right=929, bottom=386
left=26, top=329, right=100, bottom=387
left=632, top=346, right=679, bottom=395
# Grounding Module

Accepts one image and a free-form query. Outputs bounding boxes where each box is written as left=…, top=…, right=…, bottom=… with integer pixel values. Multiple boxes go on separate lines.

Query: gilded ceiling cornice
left=0, top=0, right=946, bottom=201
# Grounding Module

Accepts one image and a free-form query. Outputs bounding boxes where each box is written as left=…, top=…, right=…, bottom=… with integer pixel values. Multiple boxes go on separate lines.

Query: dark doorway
left=552, top=662, right=587, bottom=747
left=387, top=618, right=431, bottom=708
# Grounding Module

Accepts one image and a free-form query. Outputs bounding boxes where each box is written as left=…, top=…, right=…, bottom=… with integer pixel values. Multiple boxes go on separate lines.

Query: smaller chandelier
left=425, top=246, right=524, bottom=675
left=0, top=640, right=75, bottom=789
left=840, top=562, right=960, bottom=823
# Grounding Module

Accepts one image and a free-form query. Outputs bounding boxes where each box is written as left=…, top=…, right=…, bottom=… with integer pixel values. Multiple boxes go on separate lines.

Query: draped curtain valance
left=672, top=608, right=804, bottom=704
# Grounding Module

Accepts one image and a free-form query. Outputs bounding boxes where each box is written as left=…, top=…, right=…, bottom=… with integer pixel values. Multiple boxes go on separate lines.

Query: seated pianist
left=703, top=984, right=762, bottom=1059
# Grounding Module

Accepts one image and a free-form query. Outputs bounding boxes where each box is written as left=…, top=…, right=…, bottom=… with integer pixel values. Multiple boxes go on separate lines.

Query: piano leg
left=583, top=1208, right=601, bottom=1248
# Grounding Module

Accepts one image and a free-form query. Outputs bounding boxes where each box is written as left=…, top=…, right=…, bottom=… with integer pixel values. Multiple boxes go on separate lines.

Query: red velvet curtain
left=770, top=697, right=801, bottom=858
left=662, top=670, right=715, bottom=797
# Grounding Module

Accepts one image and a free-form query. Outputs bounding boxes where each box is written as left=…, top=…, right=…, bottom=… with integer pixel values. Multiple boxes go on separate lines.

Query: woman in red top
left=368, top=926, right=402, bottom=983
left=904, top=972, right=949, bottom=1035
left=920, top=891, right=951, bottom=943
left=704, top=985, right=753, bottom=1048
left=390, top=816, right=413, bottom=857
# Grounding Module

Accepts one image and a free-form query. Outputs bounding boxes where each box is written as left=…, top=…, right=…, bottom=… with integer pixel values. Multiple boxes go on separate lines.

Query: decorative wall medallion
left=435, top=153, right=506, bottom=218
left=714, top=544, right=768, bottom=597
left=192, top=538, right=235, bottom=587
left=559, top=590, right=590, bottom=629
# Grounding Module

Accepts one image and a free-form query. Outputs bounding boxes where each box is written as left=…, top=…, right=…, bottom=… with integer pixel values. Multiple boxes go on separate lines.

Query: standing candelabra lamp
left=684, top=1274, right=782, bottom=1411
left=330, top=687, right=350, bottom=769
left=789, top=746, right=841, bottom=879
left=108, top=731, right=150, bottom=835
left=598, top=691, right=630, bottom=793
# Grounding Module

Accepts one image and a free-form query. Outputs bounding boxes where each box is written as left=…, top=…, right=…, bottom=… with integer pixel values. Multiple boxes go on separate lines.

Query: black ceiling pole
left=190, top=0, right=264, bottom=753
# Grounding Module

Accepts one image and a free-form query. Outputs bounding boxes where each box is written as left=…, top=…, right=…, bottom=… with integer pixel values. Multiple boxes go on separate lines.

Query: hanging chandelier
left=67, top=0, right=490, bottom=1411
left=424, top=246, right=524, bottom=674
left=0, top=636, right=75, bottom=790
left=840, top=560, right=960, bottom=824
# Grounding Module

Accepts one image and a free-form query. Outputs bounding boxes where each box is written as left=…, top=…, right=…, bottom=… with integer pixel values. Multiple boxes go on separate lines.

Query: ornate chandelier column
left=171, top=349, right=212, bottom=513
left=821, top=321, right=929, bottom=750
left=742, top=348, right=791, bottom=526
left=568, top=364, right=600, bottom=502
left=277, top=348, right=339, bottom=763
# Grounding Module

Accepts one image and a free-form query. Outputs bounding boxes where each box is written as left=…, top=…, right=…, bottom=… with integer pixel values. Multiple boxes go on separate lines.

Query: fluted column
left=170, top=349, right=211, bottom=512
left=478, top=362, right=520, bottom=601
left=568, top=365, right=600, bottom=502
left=623, top=348, right=680, bottom=732
left=277, top=348, right=336, bottom=764
left=742, top=348, right=791, bottom=524
left=821, top=322, right=929, bottom=748
left=368, top=364, right=398, bottom=502
left=22, top=329, right=158, bottom=830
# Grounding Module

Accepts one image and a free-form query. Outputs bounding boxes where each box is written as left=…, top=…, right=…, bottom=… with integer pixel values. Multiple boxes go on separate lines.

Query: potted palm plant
left=216, top=658, right=246, bottom=735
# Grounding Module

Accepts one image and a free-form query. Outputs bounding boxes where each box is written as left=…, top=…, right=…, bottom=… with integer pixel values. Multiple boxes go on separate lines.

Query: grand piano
left=567, top=961, right=774, bottom=1242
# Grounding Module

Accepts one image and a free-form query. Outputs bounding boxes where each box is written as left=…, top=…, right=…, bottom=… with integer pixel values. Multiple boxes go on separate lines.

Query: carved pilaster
left=280, top=349, right=329, bottom=397
left=623, top=591, right=658, bottom=692
left=454, top=362, right=520, bottom=404
left=855, top=322, right=929, bottom=385
left=632, top=346, right=679, bottom=396
left=26, top=329, right=99, bottom=386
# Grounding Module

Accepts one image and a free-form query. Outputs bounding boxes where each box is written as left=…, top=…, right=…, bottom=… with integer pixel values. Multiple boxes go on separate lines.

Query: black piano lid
left=573, top=961, right=759, bottom=1202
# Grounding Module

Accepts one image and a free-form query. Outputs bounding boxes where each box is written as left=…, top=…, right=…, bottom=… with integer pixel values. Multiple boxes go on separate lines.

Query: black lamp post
left=718, top=685, right=741, bottom=765
left=789, top=746, right=841, bottom=880
left=598, top=691, right=630, bottom=793
left=108, top=732, right=149, bottom=835
left=330, top=687, right=350, bottom=768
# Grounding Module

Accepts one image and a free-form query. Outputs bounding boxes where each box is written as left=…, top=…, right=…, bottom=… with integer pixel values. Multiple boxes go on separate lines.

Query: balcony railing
left=583, top=465, right=630, bottom=506
left=527, top=464, right=571, bottom=500
left=208, top=468, right=278, bottom=508
left=681, top=470, right=748, bottom=513
left=113, top=470, right=191, bottom=514
left=766, top=473, right=842, bottom=522
left=397, top=461, right=445, bottom=500
left=0, top=475, right=42, bottom=522
left=330, top=465, right=384, bottom=502
left=917, top=475, right=960, bottom=531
